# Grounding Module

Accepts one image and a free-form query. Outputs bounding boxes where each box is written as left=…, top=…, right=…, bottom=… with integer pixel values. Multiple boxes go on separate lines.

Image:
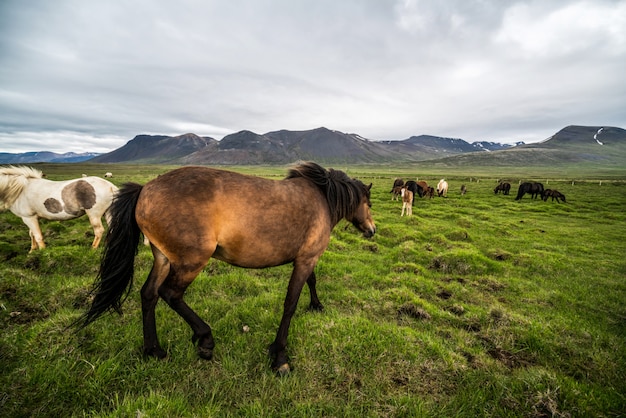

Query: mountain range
left=88, top=127, right=517, bottom=165
left=0, top=151, right=100, bottom=164
left=1, top=125, right=624, bottom=166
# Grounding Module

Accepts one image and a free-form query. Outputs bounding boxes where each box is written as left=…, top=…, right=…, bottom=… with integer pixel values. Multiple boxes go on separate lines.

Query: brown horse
left=79, top=162, right=375, bottom=374
left=391, top=185, right=403, bottom=200
left=494, top=182, right=511, bottom=195
left=400, top=187, right=413, bottom=216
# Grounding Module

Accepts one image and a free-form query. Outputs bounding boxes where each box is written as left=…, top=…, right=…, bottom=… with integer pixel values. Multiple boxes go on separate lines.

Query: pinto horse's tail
left=78, top=182, right=144, bottom=328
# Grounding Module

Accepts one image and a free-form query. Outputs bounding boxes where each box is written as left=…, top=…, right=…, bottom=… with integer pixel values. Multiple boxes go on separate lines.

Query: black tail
left=78, top=182, right=144, bottom=328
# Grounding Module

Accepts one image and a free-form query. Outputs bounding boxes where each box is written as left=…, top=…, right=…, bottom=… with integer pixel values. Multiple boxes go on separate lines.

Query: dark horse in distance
left=542, top=189, right=566, bottom=203
left=515, top=182, right=544, bottom=200
left=494, top=182, right=511, bottom=195
left=79, top=162, right=376, bottom=374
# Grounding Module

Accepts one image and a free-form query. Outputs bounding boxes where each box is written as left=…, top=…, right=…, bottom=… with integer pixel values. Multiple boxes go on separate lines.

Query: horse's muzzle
left=362, top=226, right=376, bottom=238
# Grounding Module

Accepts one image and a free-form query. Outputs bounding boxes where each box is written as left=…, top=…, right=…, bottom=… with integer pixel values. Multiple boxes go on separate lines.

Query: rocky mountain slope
left=89, top=133, right=216, bottom=163
left=422, top=126, right=626, bottom=167
left=85, top=127, right=514, bottom=165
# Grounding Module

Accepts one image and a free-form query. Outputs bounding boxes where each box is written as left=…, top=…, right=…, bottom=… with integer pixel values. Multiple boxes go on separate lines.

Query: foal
left=391, top=185, right=403, bottom=200
left=401, top=187, right=413, bottom=216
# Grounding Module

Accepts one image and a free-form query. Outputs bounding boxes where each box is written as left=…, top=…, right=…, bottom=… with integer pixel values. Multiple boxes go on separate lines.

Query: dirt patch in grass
left=397, top=303, right=431, bottom=320
left=4, top=304, right=49, bottom=325
left=490, top=249, right=512, bottom=261
left=475, top=278, right=506, bottom=292
left=441, top=277, right=467, bottom=285
left=479, top=335, right=536, bottom=369
left=445, top=304, right=465, bottom=316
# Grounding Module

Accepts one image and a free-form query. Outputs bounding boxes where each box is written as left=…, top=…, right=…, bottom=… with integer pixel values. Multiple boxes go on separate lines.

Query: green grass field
left=1, top=164, right=625, bottom=417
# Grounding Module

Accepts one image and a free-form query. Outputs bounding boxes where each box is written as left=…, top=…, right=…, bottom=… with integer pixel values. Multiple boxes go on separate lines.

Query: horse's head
left=348, top=182, right=376, bottom=238
left=286, top=163, right=376, bottom=238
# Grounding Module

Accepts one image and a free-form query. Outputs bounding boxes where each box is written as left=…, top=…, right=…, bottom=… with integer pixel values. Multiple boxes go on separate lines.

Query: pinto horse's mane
left=0, top=166, right=44, bottom=210
left=285, top=161, right=369, bottom=225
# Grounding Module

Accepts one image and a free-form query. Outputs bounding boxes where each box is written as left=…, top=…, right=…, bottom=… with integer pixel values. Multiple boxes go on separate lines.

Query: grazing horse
left=79, top=162, right=376, bottom=374
left=391, top=185, right=403, bottom=201
left=0, top=166, right=117, bottom=252
left=416, top=181, right=429, bottom=198
left=404, top=180, right=421, bottom=201
left=515, top=182, right=544, bottom=200
left=104, top=172, right=113, bottom=178
left=437, top=179, right=448, bottom=197
left=460, top=184, right=467, bottom=195
left=391, top=178, right=405, bottom=200
left=391, top=178, right=404, bottom=189
left=494, top=182, right=511, bottom=195
left=542, top=189, right=566, bottom=203
left=401, top=187, right=413, bottom=216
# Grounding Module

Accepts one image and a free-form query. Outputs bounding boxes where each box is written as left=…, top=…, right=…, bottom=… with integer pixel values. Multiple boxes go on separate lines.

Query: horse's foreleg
left=22, top=216, right=45, bottom=252
left=269, top=262, right=315, bottom=374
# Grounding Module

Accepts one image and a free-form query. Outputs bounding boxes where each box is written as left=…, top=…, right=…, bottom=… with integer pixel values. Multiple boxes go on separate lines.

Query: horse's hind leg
left=141, top=247, right=171, bottom=358
left=141, top=246, right=213, bottom=359
left=306, top=271, right=324, bottom=312
left=155, top=253, right=215, bottom=360
left=86, top=212, right=105, bottom=249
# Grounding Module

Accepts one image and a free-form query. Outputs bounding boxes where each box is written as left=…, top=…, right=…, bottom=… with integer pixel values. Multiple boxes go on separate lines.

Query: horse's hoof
left=144, top=347, right=167, bottom=359
left=275, top=363, right=291, bottom=376
left=197, top=346, right=213, bottom=360
left=308, top=303, right=324, bottom=312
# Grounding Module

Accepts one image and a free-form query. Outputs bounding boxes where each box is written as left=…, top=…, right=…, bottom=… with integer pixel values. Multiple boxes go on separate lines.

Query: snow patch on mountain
left=594, top=127, right=604, bottom=145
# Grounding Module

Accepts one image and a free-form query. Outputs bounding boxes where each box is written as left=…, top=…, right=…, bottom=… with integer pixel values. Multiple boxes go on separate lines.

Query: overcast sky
left=1, top=0, right=625, bottom=154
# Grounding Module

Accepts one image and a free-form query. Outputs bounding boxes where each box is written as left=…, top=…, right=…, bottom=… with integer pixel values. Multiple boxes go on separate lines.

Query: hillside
left=89, top=133, right=217, bottom=163
left=415, top=126, right=626, bottom=169
left=176, top=127, right=407, bottom=164
left=378, top=135, right=512, bottom=160
left=86, top=127, right=513, bottom=165
left=0, top=151, right=99, bottom=164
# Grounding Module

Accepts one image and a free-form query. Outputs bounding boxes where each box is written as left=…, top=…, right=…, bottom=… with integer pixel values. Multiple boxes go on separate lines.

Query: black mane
left=285, top=161, right=369, bottom=224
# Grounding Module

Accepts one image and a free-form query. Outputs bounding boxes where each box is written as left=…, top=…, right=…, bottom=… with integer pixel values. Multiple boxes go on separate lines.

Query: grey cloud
left=1, top=0, right=625, bottom=153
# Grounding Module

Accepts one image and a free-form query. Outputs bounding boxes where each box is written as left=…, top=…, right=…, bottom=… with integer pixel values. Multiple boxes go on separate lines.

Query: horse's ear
left=367, top=183, right=372, bottom=191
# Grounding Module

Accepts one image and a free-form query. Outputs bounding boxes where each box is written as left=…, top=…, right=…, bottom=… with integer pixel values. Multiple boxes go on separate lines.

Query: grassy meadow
left=1, top=163, right=625, bottom=417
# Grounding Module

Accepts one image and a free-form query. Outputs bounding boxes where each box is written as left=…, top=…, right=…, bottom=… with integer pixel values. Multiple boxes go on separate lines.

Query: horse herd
left=1, top=163, right=567, bottom=374
left=497, top=180, right=566, bottom=203
left=392, top=177, right=566, bottom=216
left=391, top=178, right=451, bottom=217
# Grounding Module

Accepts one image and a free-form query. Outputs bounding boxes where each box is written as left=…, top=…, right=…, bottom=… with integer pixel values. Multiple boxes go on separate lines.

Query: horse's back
left=136, top=167, right=331, bottom=268
left=13, top=176, right=114, bottom=219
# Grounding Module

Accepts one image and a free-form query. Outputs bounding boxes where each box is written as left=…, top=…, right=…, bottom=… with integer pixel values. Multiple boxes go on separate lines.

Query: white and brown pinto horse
left=0, top=166, right=118, bottom=252
left=79, top=162, right=376, bottom=374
